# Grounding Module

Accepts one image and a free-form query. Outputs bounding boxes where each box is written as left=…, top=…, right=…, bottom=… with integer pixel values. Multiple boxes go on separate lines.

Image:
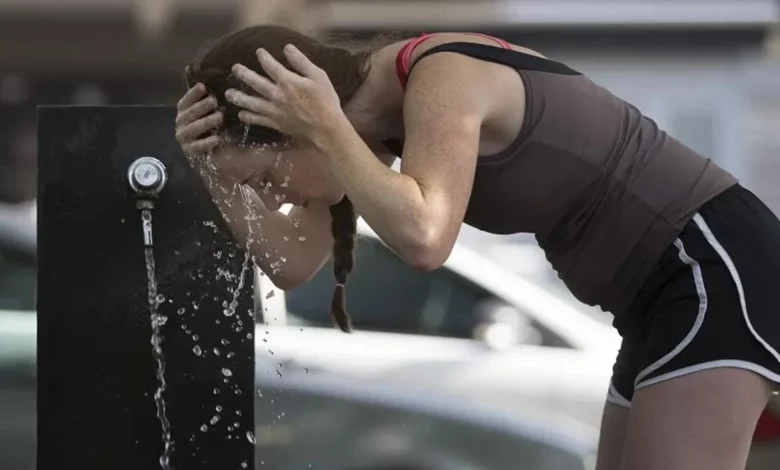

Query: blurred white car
left=256, top=220, right=622, bottom=435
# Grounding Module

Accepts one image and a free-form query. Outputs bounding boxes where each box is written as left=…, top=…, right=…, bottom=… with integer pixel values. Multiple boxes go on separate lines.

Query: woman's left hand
left=226, top=45, right=344, bottom=144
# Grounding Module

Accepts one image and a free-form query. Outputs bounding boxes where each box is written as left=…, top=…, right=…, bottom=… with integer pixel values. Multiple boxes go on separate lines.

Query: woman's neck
left=343, top=42, right=407, bottom=145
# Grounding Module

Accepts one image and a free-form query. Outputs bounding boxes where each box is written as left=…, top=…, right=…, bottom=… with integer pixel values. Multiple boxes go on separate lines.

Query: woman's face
left=211, top=140, right=343, bottom=211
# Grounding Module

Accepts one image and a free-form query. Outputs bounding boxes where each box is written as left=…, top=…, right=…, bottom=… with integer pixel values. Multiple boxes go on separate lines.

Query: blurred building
left=0, top=0, right=779, bottom=209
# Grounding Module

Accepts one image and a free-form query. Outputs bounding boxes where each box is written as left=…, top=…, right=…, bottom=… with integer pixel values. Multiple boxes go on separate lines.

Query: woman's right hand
left=175, top=83, right=223, bottom=158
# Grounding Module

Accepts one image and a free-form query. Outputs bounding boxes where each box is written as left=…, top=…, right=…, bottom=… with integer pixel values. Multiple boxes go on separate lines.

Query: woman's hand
left=175, top=83, right=223, bottom=159
left=225, top=45, right=345, bottom=145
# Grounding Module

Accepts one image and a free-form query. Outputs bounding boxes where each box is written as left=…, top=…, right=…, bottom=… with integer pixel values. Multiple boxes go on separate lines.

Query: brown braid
left=329, top=196, right=357, bottom=332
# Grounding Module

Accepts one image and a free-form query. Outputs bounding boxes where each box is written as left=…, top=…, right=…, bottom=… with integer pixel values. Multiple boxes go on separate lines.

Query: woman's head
left=185, top=25, right=371, bottom=332
left=185, top=25, right=373, bottom=203
left=185, top=25, right=371, bottom=146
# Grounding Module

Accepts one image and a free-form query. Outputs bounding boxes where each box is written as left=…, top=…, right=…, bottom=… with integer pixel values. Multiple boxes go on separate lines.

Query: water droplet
left=246, top=431, right=256, bottom=445
left=221, top=339, right=230, bottom=345
left=193, top=302, right=200, bottom=310
left=156, top=294, right=166, bottom=303
left=247, top=332, right=253, bottom=339
left=227, top=425, right=234, bottom=432
left=213, top=347, right=221, bottom=356
left=192, top=334, right=199, bottom=341
left=223, top=307, right=235, bottom=317
left=227, top=352, right=235, bottom=358
left=192, top=345, right=202, bottom=356
left=216, top=405, right=222, bottom=412
left=265, top=290, right=275, bottom=299
left=241, top=462, right=248, bottom=469
left=257, top=390, right=263, bottom=397
left=275, top=370, right=283, bottom=378
left=213, top=388, right=220, bottom=395
left=120, top=218, right=126, bottom=223
left=304, top=368, right=309, bottom=373
left=200, top=424, right=208, bottom=432
left=210, top=415, right=220, bottom=425
left=222, top=368, right=233, bottom=377
left=177, top=307, right=186, bottom=315
left=298, top=236, right=307, bottom=242
left=222, top=300, right=229, bottom=308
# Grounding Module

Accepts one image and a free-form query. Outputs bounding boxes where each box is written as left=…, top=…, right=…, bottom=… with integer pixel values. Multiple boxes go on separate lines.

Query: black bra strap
left=407, top=42, right=582, bottom=78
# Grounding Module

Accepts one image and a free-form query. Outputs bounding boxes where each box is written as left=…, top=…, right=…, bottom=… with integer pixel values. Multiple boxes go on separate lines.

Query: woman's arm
left=313, top=54, right=489, bottom=271
left=198, top=169, right=334, bottom=290
left=226, top=46, right=491, bottom=271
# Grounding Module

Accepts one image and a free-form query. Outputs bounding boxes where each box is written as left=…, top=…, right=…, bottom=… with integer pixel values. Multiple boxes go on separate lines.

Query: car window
left=285, top=238, right=568, bottom=347
left=0, top=245, right=36, bottom=312
left=286, top=238, right=457, bottom=335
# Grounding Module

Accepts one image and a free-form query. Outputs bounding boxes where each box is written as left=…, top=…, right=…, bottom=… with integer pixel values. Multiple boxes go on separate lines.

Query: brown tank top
left=383, top=41, right=737, bottom=315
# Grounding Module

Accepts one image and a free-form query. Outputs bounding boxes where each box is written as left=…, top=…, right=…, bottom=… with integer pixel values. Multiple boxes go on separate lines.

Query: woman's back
left=387, top=36, right=737, bottom=313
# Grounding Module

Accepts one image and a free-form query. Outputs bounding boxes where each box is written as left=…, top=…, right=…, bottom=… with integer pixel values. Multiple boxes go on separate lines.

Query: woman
left=175, top=25, right=780, bottom=470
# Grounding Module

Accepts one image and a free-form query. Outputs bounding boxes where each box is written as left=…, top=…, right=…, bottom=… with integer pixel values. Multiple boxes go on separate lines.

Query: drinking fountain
left=36, top=105, right=255, bottom=470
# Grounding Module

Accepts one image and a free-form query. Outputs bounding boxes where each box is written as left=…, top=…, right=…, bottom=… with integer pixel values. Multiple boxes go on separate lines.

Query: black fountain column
left=37, top=105, right=255, bottom=470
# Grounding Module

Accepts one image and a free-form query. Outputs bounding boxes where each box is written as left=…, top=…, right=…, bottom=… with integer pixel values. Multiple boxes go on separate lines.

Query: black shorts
left=609, top=183, right=780, bottom=407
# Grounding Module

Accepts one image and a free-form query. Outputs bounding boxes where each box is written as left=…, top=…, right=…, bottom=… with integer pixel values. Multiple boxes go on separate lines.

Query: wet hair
left=185, top=25, right=384, bottom=332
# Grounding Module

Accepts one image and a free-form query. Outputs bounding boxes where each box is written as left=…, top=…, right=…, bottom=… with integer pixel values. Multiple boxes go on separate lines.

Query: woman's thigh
left=595, top=402, right=629, bottom=470
left=622, top=368, right=771, bottom=470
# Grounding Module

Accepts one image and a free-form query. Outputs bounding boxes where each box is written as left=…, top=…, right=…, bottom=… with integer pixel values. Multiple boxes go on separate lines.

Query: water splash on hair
left=240, top=123, right=251, bottom=147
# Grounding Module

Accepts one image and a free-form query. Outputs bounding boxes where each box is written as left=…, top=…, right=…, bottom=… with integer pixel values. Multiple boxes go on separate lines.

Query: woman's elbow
left=404, top=229, right=453, bottom=272
left=264, top=263, right=320, bottom=291
left=269, top=275, right=305, bottom=291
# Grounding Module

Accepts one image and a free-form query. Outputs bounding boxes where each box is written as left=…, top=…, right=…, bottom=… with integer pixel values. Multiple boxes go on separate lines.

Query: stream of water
left=142, top=209, right=173, bottom=470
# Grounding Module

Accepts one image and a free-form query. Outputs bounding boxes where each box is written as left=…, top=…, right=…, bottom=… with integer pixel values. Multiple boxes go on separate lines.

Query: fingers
left=283, top=44, right=324, bottom=80
left=175, top=95, right=217, bottom=128
left=256, top=48, right=299, bottom=84
left=232, top=64, right=276, bottom=98
left=182, top=135, right=220, bottom=156
left=237, top=111, right=280, bottom=132
left=225, top=89, right=278, bottom=117
left=175, top=112, right=223, bottom=145
left=177, top=83, right=206, bottom=111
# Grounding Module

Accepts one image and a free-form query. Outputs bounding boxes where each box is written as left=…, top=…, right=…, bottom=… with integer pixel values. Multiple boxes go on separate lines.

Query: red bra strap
left=395, top=33, right=436, bottom=89
left=394, top=32, right=512, bottom=89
